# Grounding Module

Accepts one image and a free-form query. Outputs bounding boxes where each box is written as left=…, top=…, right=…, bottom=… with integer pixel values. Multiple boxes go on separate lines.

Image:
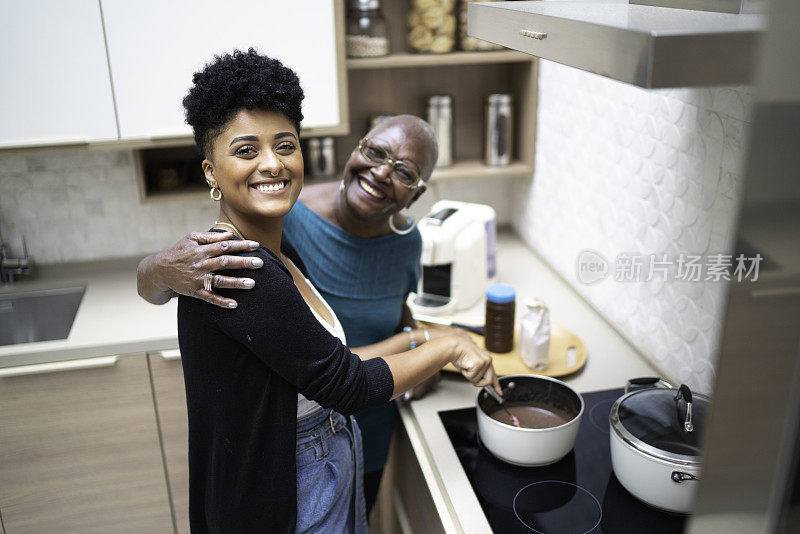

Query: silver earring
left=389, top=212, right=416, bottom=235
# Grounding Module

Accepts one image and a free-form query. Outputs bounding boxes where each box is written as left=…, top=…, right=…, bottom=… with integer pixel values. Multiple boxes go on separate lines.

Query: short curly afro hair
left=183, top=48, right=304, bottom=159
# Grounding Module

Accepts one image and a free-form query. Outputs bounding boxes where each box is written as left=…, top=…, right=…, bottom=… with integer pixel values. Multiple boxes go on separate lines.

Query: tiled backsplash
left=0, top=150, right=218, bottom=263
left=511, top=61, right=754, bottom=393
left=0, top=149, right=517, bottom=264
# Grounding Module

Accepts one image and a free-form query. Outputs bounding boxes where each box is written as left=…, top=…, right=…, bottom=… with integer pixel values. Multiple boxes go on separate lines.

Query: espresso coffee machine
left=409, top=200, right=497, bottom=315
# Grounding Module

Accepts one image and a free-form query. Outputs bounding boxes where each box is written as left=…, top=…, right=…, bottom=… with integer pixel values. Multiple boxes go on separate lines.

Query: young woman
left=173, top=49, right=498, bottom=534
left=139, top=113, right=453, bottom=512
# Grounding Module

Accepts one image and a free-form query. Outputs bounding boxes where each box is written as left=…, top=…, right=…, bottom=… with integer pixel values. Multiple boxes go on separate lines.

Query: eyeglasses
left=358, top=138, right=422, bottom=189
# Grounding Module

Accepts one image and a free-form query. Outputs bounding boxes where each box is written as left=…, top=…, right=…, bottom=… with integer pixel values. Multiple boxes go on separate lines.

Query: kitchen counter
left=1, top=231, right=662, bottom=532
left=0, top=257, right=177, bottom=367
left=394, top=232, right=662, bottom=533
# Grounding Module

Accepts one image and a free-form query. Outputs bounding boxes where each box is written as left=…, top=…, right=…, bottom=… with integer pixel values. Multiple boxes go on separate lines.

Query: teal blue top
left=283, top=200, right=422, bottom=473
left=283, top=200, right=421, bottom=348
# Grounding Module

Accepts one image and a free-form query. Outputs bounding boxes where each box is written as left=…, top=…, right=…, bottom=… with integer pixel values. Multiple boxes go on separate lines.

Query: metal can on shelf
left=485, top=94, right=513, bottom=166
left=307, top=137, right=336, bottom=179
left=427, top=95, right=453, bottom=167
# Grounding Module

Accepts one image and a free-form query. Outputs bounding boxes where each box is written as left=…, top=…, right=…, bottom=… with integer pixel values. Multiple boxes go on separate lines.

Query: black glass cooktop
left=438, top=388, right=687, bottom=533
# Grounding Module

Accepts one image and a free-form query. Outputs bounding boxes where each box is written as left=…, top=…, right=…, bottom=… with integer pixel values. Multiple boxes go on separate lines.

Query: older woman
left=138, top=117, right=450, bottom=509
left=170, top=49, right=498, bottom=533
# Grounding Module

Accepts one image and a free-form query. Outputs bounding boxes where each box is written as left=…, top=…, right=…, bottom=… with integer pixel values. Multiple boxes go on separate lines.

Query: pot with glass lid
left=609, top=377, right=710, bottom=514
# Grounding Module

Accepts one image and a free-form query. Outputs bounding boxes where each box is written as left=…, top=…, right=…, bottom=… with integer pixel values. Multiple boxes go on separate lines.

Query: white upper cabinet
left=0, top=0, right=118, bottom=148
left=101, top=0, right=345, bottom=140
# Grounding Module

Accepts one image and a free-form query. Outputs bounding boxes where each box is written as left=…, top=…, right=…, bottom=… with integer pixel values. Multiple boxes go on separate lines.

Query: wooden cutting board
left=439, top=324, right=587, bottom=377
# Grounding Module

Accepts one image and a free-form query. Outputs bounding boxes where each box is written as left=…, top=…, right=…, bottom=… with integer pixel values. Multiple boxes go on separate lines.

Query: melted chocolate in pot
left=488, top=403, right=571, bottom=429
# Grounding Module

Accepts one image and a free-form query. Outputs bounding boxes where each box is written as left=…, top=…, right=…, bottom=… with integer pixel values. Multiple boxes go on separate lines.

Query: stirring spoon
left=483, top=386, right=521, bottom=428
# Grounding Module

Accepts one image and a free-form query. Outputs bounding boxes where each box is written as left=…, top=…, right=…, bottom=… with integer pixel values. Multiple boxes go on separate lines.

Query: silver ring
left=203, top=272, right=213, bottom=292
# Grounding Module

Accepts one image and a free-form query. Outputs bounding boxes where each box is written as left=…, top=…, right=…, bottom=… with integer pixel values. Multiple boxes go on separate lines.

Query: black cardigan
left=177, top=239, right=394, bottom=533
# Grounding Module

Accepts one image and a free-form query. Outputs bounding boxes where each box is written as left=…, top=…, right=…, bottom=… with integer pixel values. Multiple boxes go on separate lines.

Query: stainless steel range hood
left=467, top=1, right=767, bottom=88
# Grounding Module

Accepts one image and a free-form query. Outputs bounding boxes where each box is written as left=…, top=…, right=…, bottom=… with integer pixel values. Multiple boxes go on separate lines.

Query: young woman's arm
left=209, top=248, right=500, bottom=413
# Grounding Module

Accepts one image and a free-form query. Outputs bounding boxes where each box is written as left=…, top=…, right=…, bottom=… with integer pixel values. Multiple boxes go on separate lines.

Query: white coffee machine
left=409, top=200, right=497, bottom=315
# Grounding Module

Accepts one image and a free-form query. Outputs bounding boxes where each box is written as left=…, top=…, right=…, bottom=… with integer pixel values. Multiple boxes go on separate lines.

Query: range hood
left=467, top=1, right=766, bottom=88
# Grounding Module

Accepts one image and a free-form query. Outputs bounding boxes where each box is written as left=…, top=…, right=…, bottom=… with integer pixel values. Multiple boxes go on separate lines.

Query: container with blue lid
left=486, top=283, right=516, bottom=303
left=485, top=283, right=516, bottom=353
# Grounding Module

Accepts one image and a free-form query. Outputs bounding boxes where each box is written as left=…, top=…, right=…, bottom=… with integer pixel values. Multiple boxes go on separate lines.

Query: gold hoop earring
left=210, top=186, right=222, bottom=201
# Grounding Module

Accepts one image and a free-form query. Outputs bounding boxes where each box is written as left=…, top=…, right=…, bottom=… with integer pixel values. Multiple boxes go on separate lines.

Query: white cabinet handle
left=0, top=356, right=119, bottom=377
left=157, top=349, right=182, bottom=360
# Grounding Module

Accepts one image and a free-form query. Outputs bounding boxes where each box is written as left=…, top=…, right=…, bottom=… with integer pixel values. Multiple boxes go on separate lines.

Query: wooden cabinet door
left=0, top=0, right=118, bottom=148
left=101, top=0, right=346, bottom=140
left=148, top=350, right=190, bottom=534
left=0, top=355, right=172, bottom=534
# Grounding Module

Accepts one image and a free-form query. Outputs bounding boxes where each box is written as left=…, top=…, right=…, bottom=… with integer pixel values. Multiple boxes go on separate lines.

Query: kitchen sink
left=0, top=287, right=85, bottom=346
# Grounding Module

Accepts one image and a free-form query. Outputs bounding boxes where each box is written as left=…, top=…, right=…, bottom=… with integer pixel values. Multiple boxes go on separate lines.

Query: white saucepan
left=476, top=375, right=584, bottom=466
left=609, top=377, right=709, bottom=513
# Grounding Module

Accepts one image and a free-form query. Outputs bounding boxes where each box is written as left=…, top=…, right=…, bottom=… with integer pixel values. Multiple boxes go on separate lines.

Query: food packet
left=520, top=298, right=550, bottom=371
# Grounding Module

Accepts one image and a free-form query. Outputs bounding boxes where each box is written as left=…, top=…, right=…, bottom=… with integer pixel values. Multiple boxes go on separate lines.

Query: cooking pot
left=609, top=377, right=710, bottom=513
left=476, top=375, right=584, bottom=466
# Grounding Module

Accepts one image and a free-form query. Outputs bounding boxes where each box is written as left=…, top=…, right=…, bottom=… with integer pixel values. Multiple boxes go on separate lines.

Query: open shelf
left=340, top=61, right=537, bottom=169
left=347, top=50, right=533, bottom=70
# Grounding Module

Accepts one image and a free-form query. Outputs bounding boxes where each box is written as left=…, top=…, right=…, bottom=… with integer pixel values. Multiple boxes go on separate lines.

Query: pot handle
left=624, top=376, right=675, bottom=394
left=671, top=471, right=700, bottom=483
left=674, top=384, right=694, bottom=432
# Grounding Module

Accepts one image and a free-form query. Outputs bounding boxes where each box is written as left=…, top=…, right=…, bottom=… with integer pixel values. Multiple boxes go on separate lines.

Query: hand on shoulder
left=143, top=231, right=264, bottom=309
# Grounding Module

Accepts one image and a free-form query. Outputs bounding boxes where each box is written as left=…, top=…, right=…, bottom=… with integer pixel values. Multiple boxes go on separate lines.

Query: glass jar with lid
left=407, top=0, right=456, bottom=54
left=458, top=0, right=503, bottom=51
left=346, top=0, right=390, bottom=58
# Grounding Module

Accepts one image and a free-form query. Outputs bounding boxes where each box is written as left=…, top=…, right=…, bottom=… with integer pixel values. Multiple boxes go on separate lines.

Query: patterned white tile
left=512, top=61, right=753, bottom=394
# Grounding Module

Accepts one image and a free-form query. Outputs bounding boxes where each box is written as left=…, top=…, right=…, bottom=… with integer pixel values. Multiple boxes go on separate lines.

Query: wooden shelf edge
left=429, top=161, right=533, bottom=182
left=347, top=50, right=533, bottom=70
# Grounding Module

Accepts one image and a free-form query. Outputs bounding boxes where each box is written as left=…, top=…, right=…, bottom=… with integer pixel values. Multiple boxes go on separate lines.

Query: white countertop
left=0, top=257, right=178, bottom=367
left=396, top=232, right=661, bottom=533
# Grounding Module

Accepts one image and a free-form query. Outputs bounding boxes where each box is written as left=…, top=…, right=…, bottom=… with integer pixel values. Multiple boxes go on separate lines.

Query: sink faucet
left=0, top=236, right=31, bottom=285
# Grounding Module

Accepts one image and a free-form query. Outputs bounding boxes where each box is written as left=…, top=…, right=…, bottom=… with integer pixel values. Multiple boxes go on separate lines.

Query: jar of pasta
left=458, top=0, right=503, bottom=51
left=407, top=0, right=456, bottom=54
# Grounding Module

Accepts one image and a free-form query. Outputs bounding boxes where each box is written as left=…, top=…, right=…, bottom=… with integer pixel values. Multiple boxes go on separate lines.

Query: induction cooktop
left=438, top=388, right=687, bottom=533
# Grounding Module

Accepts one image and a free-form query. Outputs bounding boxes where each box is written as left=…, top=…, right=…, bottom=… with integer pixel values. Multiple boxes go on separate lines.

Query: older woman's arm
left=351, top=324, right=465, bottom=360
left=137, top=231, right=262, bottom=307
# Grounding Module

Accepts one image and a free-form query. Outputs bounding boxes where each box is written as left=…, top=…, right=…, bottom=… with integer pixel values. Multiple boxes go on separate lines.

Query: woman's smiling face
left=340, top=120, right=434, bottom=223
left=203, top=109, right=303, bottom=222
